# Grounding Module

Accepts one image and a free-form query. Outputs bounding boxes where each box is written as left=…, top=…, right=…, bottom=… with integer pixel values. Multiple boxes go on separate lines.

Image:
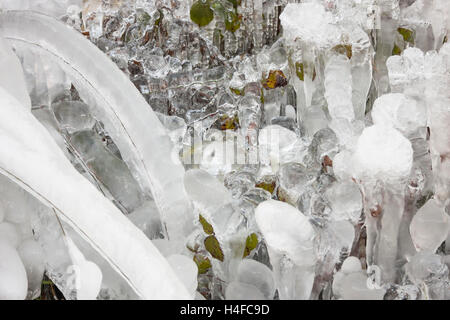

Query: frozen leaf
left=261, top=70, right=288, bottom=90
left=193, top=254, right=212, bottom=274
left=190, top=0, right=214, bottom=27
left=204, top=235, right=224, bottom=262
left=199, top=214, right=214, bottom=235
left=243, top=233, right=258, bottom=258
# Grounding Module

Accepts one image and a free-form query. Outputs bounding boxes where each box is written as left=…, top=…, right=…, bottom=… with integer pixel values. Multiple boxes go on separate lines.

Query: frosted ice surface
left=371, top=93, right=427, bottom=135
left=279, top=3, right=341, bottom=48
left=0, top=242, right=27, bottom=300
left=410, top=199, right=449, bottom=253
left=353, top=124, right=413, bottom=182
left=387, top=48, right=425, bottom=92
left=255, top=200, right=316, bottom=266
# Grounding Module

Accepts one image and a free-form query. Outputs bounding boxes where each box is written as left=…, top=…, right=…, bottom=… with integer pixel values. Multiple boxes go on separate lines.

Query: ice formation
left=0, top=0, right=448, bottom=300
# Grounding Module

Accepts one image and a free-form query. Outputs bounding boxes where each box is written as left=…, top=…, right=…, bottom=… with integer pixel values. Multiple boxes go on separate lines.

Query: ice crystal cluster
left=0, top=0, right=449, bottom=300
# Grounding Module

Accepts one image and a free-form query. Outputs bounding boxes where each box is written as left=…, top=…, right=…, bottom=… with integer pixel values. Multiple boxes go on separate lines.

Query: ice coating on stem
left=0, top=87, right=190, bottom=299
left=255, top=200, right=316, bottom=299
left=0, top=10, right=193, bottom=245
left=353, top=124, right=413, bottom=282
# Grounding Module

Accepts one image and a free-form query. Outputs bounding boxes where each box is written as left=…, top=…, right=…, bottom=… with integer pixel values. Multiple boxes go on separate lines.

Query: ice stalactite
left=0, top=10, right=194, bottom=246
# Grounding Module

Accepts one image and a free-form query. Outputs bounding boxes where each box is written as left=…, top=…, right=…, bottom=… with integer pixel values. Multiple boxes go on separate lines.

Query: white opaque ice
left=0, top=222, right=21, bottom=248
left=371, top=93, right=426, bottom=135
left=66, top=237, right=102, bottom=300
left=236, top=259, right=275, bottom=300
left=167, top=254, right=198, bottom=297
left=255, top=200, right=316, bottom=266
left=353, top=124, right=413, bottom=182
left=0, top=242, right=28, bottom=300
left=410, top=199, right=449, bottom=253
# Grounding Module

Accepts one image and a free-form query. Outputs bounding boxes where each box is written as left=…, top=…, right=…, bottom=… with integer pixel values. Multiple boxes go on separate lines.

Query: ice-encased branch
left=0, top=10, right=194, bottom=245
left=0, top=86, right=191, bottom=299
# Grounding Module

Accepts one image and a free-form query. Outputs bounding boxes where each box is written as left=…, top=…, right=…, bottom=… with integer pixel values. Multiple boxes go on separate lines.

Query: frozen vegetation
left=0, top=0, right=448, bottom=300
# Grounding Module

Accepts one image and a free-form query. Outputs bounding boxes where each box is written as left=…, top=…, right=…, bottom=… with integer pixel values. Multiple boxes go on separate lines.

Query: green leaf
left=392, top=44, right=402, bottom=56
left=398, top=27, right=414, bottom=44
left=199, top=214, right=214, bottom=235
left=204, top=235, right=224, bottom=261
left=193, top=254, right=212, bottom=274
left=230, top=87, right=244, bottom=96
left=295, top=62, right=304, bottom=81
left=190, top=0, right=214, bottom=27
left=243, top=233, right=258, bottom=258
left=225, top=10, right=241, bottom=33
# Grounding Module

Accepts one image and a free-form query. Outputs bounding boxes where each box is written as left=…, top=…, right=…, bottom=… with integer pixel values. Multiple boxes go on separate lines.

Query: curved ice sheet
left=0, top=10, right=193, bottom=244
left=0, top=87, right=190, bottom=299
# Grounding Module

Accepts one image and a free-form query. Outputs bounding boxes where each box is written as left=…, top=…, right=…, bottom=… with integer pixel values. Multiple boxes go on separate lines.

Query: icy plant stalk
left=353, top=124, right=413, bottom=283
left=0, top=10, right=194, bottom=246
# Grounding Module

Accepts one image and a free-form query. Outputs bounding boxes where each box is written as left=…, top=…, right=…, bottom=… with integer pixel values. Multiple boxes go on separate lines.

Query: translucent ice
left=410, top=199, right=449, bottom=253
left=324, top=54, right=354, bottom=122
left=325, top=181, right=363, bottom=223
left=184, top=169, right=233, bottom=235
left=0, top=36, right=31, bottom=109
left=17, top=239, right=45, bottom=299
left=0, top=10, right=193, bottom=244
left=52, top=101, right=96, bottom=134
left=0, top=87, right=190, bottom=299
